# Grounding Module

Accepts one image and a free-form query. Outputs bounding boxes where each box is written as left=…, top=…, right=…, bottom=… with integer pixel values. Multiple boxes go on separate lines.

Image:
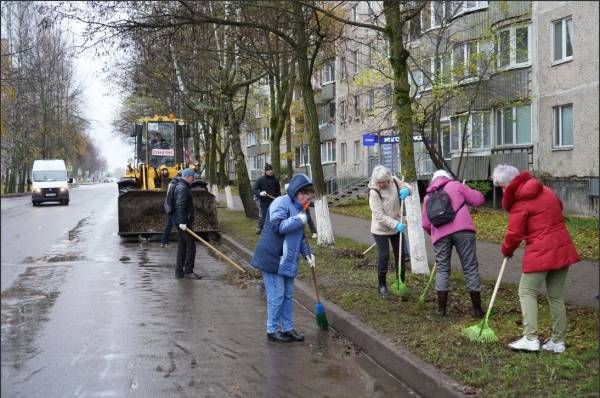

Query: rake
left=389, top=186, right=408, bottom=296
left=463, top=257, right=508, bottom=343
left=418, top=262, right=437, bottom=304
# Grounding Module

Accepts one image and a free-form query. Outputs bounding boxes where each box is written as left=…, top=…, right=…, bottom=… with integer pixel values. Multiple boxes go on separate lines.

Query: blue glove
left=399, top=187, right=411, bottom=200
left=395, top=223, right=406, bottom=233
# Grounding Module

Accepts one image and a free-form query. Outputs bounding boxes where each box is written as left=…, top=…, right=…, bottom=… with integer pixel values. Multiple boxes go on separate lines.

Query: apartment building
left=238, top=1, right=598, bottom=216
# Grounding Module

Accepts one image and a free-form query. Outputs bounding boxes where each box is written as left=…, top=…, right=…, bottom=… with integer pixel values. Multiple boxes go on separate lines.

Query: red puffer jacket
left=501, top=172, right=580, bottom=273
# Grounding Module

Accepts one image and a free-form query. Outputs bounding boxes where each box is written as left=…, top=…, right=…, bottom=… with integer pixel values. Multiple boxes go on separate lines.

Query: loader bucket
left=118, top=188, right=219, bottom=238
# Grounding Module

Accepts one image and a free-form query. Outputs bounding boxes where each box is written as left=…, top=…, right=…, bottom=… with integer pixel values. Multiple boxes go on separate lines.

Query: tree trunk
left=227, top=100, right=258, bottom=218
left=285, top=117, right=293, bottom=182
left=293, top=2, right=324, bottom=195
left=209, top=124, right=218, bottom=185
left=383, top=1, right=429, bottom=274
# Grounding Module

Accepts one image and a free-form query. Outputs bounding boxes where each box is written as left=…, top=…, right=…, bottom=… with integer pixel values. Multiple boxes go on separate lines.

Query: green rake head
left=463, top=320, right=499, bottom=343
left=389, top=279, right=408, bottom=296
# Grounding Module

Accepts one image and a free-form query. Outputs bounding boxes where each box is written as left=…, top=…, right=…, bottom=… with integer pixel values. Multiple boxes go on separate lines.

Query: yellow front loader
left=117, top=114, right=219, bottom=238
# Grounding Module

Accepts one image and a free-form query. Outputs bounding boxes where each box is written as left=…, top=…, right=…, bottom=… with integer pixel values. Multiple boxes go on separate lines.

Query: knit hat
left=432, top=169, right=453, bottom=181
left=264, top=163, right=273, bottom=171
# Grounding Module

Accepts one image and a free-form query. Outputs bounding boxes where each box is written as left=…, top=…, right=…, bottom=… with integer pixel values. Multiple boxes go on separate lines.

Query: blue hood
left=286, top=173, right=312, bottom=200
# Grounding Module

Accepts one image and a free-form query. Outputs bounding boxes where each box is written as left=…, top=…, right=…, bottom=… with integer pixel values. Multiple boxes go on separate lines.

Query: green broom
left=418, top=262, right=437, bottom=304
left=390, top=195, right=408, bottom=296
left=463, top=257, right=508, bottom=343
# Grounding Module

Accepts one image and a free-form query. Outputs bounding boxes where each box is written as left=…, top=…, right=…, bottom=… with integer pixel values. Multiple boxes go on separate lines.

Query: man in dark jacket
left=253, top=163, right=281, bottom=234
left=174, top=168, right=201, bottom=279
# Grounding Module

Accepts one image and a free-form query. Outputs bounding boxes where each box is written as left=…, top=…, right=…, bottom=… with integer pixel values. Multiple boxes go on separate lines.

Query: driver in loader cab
left=149, top=132, right=171, bottom=167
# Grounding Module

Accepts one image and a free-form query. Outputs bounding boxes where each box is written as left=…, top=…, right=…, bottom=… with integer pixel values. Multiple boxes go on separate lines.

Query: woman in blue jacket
left=251, top=174, right=315, bottom=343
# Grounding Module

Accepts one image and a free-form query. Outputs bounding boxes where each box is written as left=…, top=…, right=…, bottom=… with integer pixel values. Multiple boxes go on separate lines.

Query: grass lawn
left=218, top=208, right=599, bottom=398
left=329, top=198, right=599, bottom=261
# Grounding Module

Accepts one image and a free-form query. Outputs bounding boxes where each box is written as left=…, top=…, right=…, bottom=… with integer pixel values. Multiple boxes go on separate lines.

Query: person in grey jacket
left=174, top=168, right=201, bottom=279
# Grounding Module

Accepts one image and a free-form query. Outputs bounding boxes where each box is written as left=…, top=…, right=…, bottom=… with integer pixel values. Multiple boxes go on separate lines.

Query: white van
left=29, top=159, right=73, bottom=206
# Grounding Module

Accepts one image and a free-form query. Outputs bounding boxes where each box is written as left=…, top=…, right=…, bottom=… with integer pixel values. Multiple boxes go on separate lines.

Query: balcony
left=320, top=82, right=336, bottom=103
left=319, top=123, right=336, bottom=141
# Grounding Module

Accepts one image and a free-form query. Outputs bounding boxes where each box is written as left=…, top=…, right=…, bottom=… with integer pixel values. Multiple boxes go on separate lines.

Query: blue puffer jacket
left=250, top=174, right=311, bottom=277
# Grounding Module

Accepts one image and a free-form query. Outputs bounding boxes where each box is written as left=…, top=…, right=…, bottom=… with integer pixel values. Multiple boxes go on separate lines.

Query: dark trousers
left=161, top=215, right=173, bottom=244
left=373, top=233, right=409, bottom=281
left=433, top=231, right=481, bottom=292
left=257, top=201, right=271, bottom=231
left=176, top=228, right=196, bottom=275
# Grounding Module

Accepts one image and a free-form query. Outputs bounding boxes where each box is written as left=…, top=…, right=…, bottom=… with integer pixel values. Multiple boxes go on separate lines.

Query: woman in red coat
left=492, top=165, right=579, bottom=353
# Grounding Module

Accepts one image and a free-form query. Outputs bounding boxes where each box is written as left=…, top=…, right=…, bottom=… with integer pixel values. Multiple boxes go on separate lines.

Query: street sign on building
left=362, top=134, right=377, bottom=147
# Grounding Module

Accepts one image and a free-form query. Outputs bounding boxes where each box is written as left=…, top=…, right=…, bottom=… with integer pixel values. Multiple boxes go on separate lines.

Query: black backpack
left=164, top=178, right=178, bottom=215
left=425, top=181, right=465, bottom=227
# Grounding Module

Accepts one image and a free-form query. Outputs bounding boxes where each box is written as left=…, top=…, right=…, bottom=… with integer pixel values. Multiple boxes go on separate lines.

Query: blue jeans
left=262, top=271, right=295, bottom=333
left=161, top=215, right=173, bottom=244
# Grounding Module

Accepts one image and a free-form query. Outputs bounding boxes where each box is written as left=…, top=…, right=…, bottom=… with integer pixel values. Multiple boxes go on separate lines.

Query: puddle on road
left=46, top=254, right=86, bottom=263
left=1, top=267, right=66, bottom=369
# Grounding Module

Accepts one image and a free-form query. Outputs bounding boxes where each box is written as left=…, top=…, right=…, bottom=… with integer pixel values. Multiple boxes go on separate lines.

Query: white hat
left=432, top=169, right=453, bottom=181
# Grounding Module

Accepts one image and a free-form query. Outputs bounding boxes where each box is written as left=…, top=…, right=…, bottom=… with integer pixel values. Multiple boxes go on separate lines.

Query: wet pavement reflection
left=2, top=190, right=416, bottom=397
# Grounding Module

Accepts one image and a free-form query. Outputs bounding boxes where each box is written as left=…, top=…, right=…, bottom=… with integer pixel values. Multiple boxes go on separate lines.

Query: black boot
left=378, top=273, right=389, bottom=298
left=469, top=291, right=484, bottom=319
left=437, top=291, right=448, bottom=316
left=267, top=331, right=292, bottom=342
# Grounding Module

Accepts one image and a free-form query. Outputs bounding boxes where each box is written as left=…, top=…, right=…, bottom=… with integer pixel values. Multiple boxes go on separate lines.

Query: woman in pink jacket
left=422, top=170, right=485, bottom=317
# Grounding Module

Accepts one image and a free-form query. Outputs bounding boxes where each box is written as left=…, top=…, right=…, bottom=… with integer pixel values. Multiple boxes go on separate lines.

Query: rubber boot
left=437, top=291, right=448, bottom=316
left=469, top=291, right=484, bottom=319
left=378, top=273, right=389, bottom=298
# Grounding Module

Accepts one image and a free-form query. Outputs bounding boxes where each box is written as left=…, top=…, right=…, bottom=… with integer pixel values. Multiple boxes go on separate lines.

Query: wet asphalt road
left=1, top=183, right=415, bottom=397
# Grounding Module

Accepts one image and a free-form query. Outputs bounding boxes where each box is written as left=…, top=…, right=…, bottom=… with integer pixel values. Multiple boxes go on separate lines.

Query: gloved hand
left=179, top=224, right=187, bottom=231
left=306, top=254, right=316, bottom=268
left=311, top=233, right=317, bottom=239
left=260, top=191, right=267, bottom=197
left=399, top=187, right=411, bottom=200
left=297, top=213, right=307, bottom=224
left=395, top=223, right=406, bottom=233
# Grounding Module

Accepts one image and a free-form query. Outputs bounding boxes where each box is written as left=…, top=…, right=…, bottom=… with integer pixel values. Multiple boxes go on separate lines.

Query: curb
left=1, top=192, right=31, bottom=198
left=220, top=233, right=471, bottom=398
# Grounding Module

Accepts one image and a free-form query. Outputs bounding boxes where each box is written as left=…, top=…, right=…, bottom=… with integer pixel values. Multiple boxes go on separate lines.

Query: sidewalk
left=330, top=213, right=599, bottom=308
left=226, top=194, right=598, bottom=307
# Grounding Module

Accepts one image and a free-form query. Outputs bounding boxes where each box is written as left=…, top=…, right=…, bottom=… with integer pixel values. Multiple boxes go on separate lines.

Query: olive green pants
left=518, top=267, right=569, bottom=342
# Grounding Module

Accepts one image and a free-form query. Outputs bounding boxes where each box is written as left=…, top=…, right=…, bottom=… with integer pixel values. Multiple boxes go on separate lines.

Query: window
left=429, top=54, right=451, bottom=86
left=323, top=59, right=335, bottom=83
left=341, top=142, right=347, bottom=164
left=449, top=112, right=491, bottom=152
left=553, top=104, right=573, bottom=147
left=497, top=25, right=530, bottom=68
left=352, top=50, right=359, bottom=74
left=353, top=140, right=361, bottom=163
left=339, top=100, right=347, bottom=122
left=299, top=145, right=310, bottom=166
left=366, top=90, right=374, bottom=112
left=552, top=17, right=573, bottom=63
left=460, top=1, right=488, bottom=14
left=255, top=103, right=261, bottom=118
left=441, top=123, right=451, bottom=159
left=495, top=104, right=531, bottom=146
left=421, top=1, right=446, bottom=32
left=321, top=141, right=336, bottom=163
left=366, top=44, right=373, bottom=66
left=340, top=57, right=347, bottom=80
left=262, top=127, right=271, bottom=142
left=452, top=41, right=487, bottom=81
left=354, top=94, right=360, bottom=118
left=247, top=131, right=258, bottom=146
left=384, top=84, right=393, bottom=107
left=350, top=5, right=357, bottom=22
left=248, top=154, right=265, bottom=171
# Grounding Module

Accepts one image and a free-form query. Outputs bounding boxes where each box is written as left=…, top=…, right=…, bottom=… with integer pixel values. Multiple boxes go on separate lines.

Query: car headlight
left=60, top=185, right=68, bottom=192
left=33, top=188, right=41, bottom=193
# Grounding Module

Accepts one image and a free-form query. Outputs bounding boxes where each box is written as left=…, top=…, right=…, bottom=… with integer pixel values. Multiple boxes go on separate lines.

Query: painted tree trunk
left=225, top=185, right=235, bottom=210
left=211, top=184, right=220, bottom=202
left=404, top=181, right=429, bottom=274
left=314, top=195, right=335, bottom=246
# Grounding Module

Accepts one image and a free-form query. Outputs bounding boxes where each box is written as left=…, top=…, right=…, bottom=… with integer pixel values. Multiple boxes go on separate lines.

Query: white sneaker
left=541, top=339, right=565, bottom=353
left=508, top=336, right=540, bottom=352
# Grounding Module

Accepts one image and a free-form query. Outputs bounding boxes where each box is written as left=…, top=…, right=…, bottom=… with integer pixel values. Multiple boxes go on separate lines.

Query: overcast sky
left=70, top=18, right=132, bottom=173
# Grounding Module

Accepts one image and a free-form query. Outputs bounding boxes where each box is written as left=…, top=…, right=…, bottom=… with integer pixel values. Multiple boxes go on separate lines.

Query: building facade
left=238, top=1, right=599, bottom=216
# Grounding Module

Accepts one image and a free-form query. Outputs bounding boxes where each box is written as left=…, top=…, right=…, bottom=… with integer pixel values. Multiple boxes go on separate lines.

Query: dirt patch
left=333, top=248, right=365, bottom=259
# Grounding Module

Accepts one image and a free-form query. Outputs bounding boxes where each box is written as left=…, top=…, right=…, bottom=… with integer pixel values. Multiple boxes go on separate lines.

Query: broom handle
left=398, top=196, right=405, bottom=281
left=185, top=228, right=247, bottom=274
left=425, top=262, right=437, bottom=290
left=484, top=257, right=508, bottom=321
left=311, top=266, right=321, bottom=302
left=362, top=243, right=376, bottom=256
